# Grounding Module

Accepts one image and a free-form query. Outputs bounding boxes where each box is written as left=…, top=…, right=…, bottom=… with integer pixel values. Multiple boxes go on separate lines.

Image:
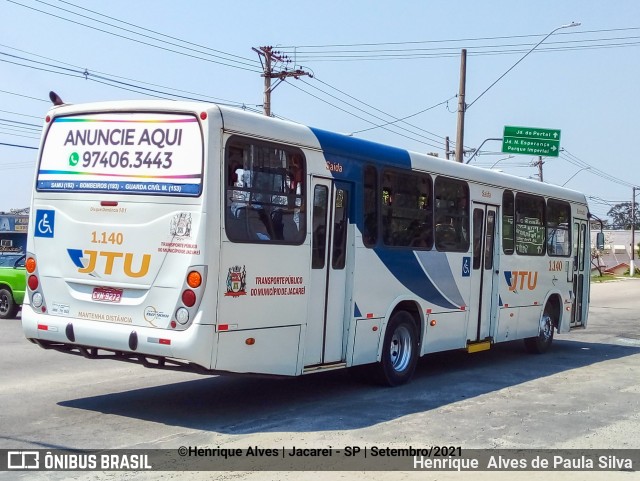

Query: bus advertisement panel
left=37, top=113, right=203, bottom=196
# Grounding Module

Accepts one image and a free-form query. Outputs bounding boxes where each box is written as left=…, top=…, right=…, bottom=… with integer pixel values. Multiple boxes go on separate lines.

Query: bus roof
left=44, top=99, right=588, bottom=207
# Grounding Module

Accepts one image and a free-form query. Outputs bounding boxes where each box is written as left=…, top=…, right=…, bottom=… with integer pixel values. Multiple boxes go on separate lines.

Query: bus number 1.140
left=91, top=231, right=124, bottom=245
left=549, top=260, right=564, bottom=272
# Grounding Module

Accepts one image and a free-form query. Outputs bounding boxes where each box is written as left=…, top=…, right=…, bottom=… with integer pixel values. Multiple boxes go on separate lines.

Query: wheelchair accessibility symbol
left=462, top=256, right=471, bottom=277
left=34, top=209, right=55, bottom=238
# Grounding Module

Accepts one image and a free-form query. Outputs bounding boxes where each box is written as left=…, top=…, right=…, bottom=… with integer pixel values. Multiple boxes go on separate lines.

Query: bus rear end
left=23, top=102, right=217, bottom=371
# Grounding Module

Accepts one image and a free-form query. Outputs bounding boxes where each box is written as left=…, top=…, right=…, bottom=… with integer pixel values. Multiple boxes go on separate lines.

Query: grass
left=591, top=274, right=617, bottom=283
left=591, top=271, right=640, bottom=282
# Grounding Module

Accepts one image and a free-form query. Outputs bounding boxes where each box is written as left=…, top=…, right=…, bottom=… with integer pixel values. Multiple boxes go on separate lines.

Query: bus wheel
left=375, top=311, right=419, bottom=386
left=0, top=288, right=18, bottom=320
left=524, top=306, right=555, bottom=354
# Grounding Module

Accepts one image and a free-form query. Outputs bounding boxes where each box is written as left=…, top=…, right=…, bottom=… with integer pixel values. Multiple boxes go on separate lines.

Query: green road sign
left=502, top=126, right=561, bottom=157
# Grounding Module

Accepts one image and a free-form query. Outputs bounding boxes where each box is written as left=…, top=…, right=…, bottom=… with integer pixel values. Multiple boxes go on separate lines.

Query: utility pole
left=535, top=156, right=544, bottom=182
left=632, top=186, right=637, bottom=276
left=455, top=49, right=467, bottom=163
left=454, top=23, right=580, bottom=166
left=253, top=46, right=312, bottom=116
left=445, top=136, right=450, bottom=160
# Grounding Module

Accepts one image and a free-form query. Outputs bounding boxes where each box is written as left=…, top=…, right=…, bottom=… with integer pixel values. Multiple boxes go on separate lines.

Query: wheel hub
left=390, top=325, right=413, bottom=372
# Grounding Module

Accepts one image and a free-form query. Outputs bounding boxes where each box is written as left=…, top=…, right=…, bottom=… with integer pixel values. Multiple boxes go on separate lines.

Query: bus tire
left=0, top=288, right=18, bottom=320
left=374, top=311, right=419, bottom=386
left=524, top=305, right=555, bottom=354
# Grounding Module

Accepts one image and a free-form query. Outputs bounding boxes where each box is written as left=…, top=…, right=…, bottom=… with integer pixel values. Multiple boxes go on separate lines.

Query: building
left=591, top=229, right=640, bottom=275
left=0, top=211, right=29, bottom=254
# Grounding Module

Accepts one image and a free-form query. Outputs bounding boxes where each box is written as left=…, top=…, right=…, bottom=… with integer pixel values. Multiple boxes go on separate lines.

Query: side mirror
left=596, top=232, right=605, bottom=250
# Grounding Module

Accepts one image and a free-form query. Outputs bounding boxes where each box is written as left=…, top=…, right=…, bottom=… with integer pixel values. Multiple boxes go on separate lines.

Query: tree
left=590, top=218, right=610, bottom=230
left=607, top=202, right=640, bottom=230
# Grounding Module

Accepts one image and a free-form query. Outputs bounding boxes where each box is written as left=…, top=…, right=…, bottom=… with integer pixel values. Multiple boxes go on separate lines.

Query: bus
left=22, top=100, right=591, bottom=386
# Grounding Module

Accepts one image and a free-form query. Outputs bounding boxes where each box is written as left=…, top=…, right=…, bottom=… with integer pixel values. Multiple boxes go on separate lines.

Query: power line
left=0, top=54, right=83, bottom=78
left=279, top=27, right=640, bottom=49
left=0, top=160, right=37, bottom=172
left=474, top=163, right=532, bottom=168
left=0, top=118, right=41, bottom=129
left=283, top=37, right=640, bottom=63
left=253, top=46, right=313, bottom=116
left=7, top=0, right=261, bottom=72
left=0, top=88, right=49, bottom=103
left=56, top=0, right=258, bottom=64
left=285, top=40, right=640, bottom=61
left=0, top=126, right=39, bottom=137
left=313, top=77, right=454, bottom=146
left=350, top=96, right=455, bottom=135
left=283, top=42, right=640, bottom=62
left=4, top=3, right=636, bottom=192
left=557, top=148, right=639, bottom=189
left=0, top=44, right=252, bottom=107
left=0, top=141, right=38, bottom=150
left=0, top=42, right=255, bottom=106
left=0, top=130, right=40, bottom=139
left=0, top=109, right=41, bottom=119
left=4, top=49, right=456, bottom=153
left=0, top=124, right=40, bottom=135
left=303, top=77, right=473, bottom=153
left=297, top=78, right=447, bottom=148
left=286, top=81, right=445, bottom=150
left=0, top=49, right=261, bottom=109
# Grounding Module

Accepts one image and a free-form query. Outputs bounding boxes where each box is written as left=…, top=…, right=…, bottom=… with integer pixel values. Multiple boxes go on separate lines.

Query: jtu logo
left=67, top=249, right=151, bottom=278
left=504, top=271, right=538, bottom=292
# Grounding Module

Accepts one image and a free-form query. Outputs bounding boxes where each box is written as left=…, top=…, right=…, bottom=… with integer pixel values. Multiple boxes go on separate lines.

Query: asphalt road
left=1, top=279, right=639, bottom=481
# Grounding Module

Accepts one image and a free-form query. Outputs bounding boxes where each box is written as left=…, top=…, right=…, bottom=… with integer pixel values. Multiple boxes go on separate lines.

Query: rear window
left=37, top=112, right=204, bottom=197
left=0, top=254, right=24, bottom=267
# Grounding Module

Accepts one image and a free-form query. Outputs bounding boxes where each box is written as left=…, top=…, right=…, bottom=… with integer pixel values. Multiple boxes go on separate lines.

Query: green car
left=0, top=254, right=26, bottom=319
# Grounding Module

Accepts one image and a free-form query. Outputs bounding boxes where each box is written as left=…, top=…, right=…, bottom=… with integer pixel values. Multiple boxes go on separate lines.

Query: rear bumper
left=22, top=306, right=214, bottom=371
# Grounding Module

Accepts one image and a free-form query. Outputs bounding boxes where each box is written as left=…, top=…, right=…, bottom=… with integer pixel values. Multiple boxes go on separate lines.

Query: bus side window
left=379, top=169, right=432, bottom=249
left=227, top=146, right=244, bottom=186
left=362, top=165, right=378, bottom=247
left=514, top=193, right=545, bottom=256
left=224, top=137, right=306, bottom=245
left=546, top=199, right=571, bottom=257
left=472, top=208, right=484, bottom=269
left=502, top=190, right=514, bottom=254
left=312, top=186, right=329, bottom=268
left=332, top=189, right=348, bottom=269
left=434, top=177, right=469, bottom=252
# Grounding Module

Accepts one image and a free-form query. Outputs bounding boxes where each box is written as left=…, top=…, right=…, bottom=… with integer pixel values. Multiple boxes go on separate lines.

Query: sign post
left=501, top=126, right=561, bottom=157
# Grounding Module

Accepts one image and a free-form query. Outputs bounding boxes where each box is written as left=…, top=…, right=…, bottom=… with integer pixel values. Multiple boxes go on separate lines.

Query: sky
left=1, top=0, right=639, bottom=222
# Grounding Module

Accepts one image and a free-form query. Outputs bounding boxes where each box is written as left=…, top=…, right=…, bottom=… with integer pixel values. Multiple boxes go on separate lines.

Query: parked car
left=0, top=254, right=26, bottom=319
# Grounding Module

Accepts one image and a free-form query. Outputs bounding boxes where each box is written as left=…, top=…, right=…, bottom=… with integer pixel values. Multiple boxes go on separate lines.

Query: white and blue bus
left=22, top=100, right=591, bottom=386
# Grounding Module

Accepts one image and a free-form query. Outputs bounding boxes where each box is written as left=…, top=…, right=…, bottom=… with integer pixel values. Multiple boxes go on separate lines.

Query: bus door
left=468, top=203, right=500, bottom=343
left=304, top=178, right=353, bottom=366
left=570, top=219, right=589, bottom=327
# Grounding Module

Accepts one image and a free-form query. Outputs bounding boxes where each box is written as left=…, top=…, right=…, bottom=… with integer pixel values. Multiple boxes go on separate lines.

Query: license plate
left=92, top=287, right=123, bottom=303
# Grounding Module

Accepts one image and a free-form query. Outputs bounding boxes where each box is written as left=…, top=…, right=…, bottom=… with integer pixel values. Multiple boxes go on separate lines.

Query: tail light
left=26, top=257, right=36, bottom=273
left=174, top=266, right=206, bottom=327
left=28, top=275, right=39, bottom=290
left=26, top=254, right=46, bottom=312
left=181, top=290, right=196, bottom=307
left=187, top=271, right=202, bottom=288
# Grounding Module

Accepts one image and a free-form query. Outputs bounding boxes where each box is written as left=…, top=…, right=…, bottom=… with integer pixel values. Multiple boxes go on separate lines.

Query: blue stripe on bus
left=67, top=249, right=85, bottom=269
left=414, top=251, right=465, bottom=307
left=375, top=249, right=459, bottom=310
left=310, top=127, right=459, bottom=310
left=309, top=127, right=412, bottom=172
